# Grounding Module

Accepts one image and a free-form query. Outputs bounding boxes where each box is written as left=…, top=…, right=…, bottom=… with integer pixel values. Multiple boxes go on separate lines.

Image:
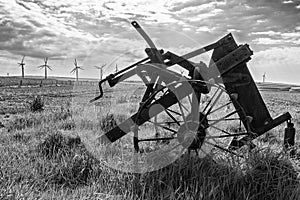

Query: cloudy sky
left=0, top=0, right=300, bottom=83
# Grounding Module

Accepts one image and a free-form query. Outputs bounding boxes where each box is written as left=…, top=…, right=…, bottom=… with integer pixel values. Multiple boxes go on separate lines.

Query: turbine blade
left=70, top=68, right=76, bottom=73
left=21, top=56, right=25, bottom=62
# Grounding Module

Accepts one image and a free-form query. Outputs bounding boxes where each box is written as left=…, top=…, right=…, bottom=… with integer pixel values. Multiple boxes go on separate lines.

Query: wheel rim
left=134, top=80, right=249, bottom=157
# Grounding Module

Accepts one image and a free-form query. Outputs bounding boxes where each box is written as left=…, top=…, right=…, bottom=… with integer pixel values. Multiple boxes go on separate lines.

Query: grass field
left=0, top=82, right=300, bottom=199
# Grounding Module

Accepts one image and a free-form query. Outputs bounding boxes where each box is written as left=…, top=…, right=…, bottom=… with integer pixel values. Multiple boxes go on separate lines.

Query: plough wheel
left=133, top=80, right=250, bottom=156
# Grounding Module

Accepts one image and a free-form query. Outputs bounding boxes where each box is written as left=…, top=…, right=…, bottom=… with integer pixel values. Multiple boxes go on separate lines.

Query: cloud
left=251, top=31, right=280, bottom=36
left=196, top=26, right=213, bottom=32
left=249, top=46, right=300, bottom=84
left=0, top=0, right=299, bottom=81
left=283, top=0, right=294, bottom=4
left=253, top=38, right=285, bottom=45
left=251, top=30, right=300, bottom=45
left=0, top=0, right=102, bottom=59
left=167, top=0, right=225, bottom=12
left=227, top=28, right=240, bottom=33
left=253, top=47, right=300, bottom=65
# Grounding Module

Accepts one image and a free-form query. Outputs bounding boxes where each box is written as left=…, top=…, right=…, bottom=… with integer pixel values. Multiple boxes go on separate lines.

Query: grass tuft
left=35, top=132, right=98, bottom=188
left=29, top=95, right=44, bottom=112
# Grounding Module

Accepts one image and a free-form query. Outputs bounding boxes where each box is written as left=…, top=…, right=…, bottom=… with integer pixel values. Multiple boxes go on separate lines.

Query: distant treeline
left=0, top=77, right=98, bottom=87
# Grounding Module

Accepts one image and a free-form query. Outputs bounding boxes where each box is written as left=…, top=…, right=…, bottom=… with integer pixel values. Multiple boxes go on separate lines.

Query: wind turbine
left=18, top=56, right=25, bottom=78
left=262, top=72, right=266, bottom=83
left=94, top=64, right=106, bottom=80
left=38, top=57, right=52, bottom=79
left=71, top=58, right=84, bottom=81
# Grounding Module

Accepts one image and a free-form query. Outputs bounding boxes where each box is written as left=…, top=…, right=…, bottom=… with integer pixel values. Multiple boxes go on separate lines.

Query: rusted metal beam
left=211, top=34, right=273, bottom=132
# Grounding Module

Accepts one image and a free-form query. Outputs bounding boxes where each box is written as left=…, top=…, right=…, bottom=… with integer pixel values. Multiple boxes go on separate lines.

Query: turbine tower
left=262, top=72, right=266, bottom=83
left=38, top=57, right=52, bottom=79
left=71, top=58, right=84, bottom=81
left=94, top=64, right=106, bottom=80
left=18, top=56, right=25, bottom=78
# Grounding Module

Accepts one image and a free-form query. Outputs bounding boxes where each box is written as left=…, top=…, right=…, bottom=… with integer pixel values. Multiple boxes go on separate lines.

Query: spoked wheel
left=133, top=80, right=200, bottom=153
left=133, top=80, right=251, bottom=157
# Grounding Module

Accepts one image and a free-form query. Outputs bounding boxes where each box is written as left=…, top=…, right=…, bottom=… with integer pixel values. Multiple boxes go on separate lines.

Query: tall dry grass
left=0, top=85, right=300, bottom=199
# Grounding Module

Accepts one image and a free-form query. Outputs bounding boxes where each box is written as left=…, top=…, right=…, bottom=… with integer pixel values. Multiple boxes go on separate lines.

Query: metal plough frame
left=90, top=21, right=294, bottom=155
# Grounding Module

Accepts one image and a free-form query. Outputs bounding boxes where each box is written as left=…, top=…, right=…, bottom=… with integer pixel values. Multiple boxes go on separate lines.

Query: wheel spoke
left=154, top=114, right=159, bottom=138
left=209, top=102, right=231, bottom=114
left=202, top=86, right=220, bottom=113
left=176, top=100, right=187, bottom=120
left=148, top=120, right=177, bottom=133
left=205, top=133, right=248, bottom=139
left=187, top=94, right=192, bottom=105
left=209, top=124, right=237, bottom=135
left=164, top=108, right=181, bottom=126
left=205, top=89, right=224, bottom=115
left=177, top=99, right=189, bottom=113
left=203, top=140, right=243, bottom=158
left=176, top=99, right=189, bottom=130
left=166, top=108, right=182, bottom=116
left=199, top=88, right=224, bottom=126
left=138, top=137, right=176, bottom=142
left=208, top=118, right=240, bottom=122
left=209, top=110, right=238, bottom=127
left=133, top=125, right=139, bottom=152
left=153, top=121, right=184, bottom=125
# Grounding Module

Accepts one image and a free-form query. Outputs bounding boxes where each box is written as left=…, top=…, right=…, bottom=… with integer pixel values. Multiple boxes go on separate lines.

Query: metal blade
left=131, top=21, right=157, bottom=49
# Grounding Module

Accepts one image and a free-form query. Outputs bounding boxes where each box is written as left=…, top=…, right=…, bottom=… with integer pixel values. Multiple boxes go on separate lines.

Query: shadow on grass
left=1, top=129, right=299, bottom=200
